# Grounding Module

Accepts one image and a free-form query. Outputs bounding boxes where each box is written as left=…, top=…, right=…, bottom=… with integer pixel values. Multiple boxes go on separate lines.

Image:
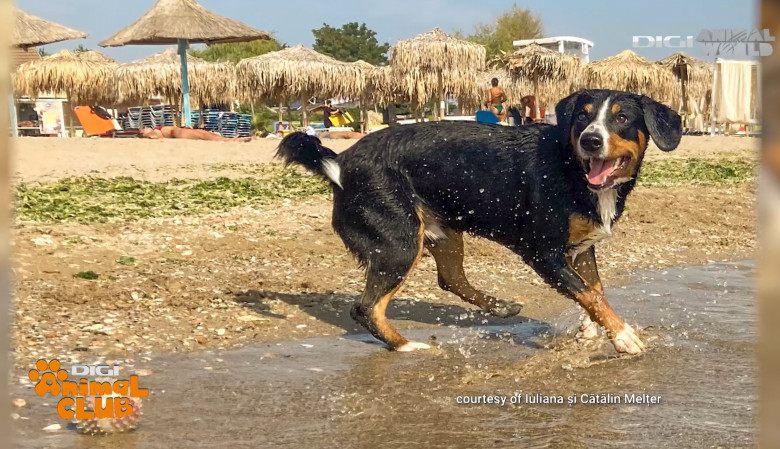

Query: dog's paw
left=610, top=324, right=646, bottom=355
left=488, top=299, right=523, bottom=318
left=395, top=341, right=431, bottom=352
left=576, top=315, right=599, bottom=342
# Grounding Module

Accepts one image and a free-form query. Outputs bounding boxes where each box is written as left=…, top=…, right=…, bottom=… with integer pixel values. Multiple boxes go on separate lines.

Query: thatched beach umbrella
left=10, top=7, right=88, bottom=136
left=12, top=7, right=87, bottom=49
left=14, top=50, right=119, bottom=105
left=117, top=49, right=236, bottom=109
left=501, top=43, right=581, bottom=108
left=236, top=45, right=365, bottom=126
left=584, top=50, right=677, bottom=104
left=99, top=0, right=269, bottom=127
left=391, top=28, right=486, bottom=120
left=352, top=60, right=379, bottom=132
left=656, top=52, right=713, bottom=125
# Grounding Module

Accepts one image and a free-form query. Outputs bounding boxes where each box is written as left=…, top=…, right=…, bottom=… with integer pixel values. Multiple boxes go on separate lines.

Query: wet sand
left=11, top=261, right=756, bottom=448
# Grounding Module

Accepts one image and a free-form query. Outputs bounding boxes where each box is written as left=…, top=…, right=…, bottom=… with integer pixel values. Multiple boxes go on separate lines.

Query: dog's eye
left=576, top=112, right=588, bottom=122
left=616, top=114, right=628, bottom=124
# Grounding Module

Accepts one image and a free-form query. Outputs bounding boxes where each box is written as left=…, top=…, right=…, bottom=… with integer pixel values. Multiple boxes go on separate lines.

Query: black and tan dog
left=276, top=90, right=682, bottom=354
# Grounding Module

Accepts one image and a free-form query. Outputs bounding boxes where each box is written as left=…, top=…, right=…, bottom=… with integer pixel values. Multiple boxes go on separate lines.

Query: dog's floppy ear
left=555, top=90, right=583, bottom=146
left=640, top=96, right=682, bottom=151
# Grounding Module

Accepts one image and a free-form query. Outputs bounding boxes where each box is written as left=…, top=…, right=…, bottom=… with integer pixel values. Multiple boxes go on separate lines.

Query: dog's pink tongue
left=587, top=159, right=613, bottom=185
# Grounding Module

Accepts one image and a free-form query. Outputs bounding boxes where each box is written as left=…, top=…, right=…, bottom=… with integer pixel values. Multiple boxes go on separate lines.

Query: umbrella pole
left=8, top=96, right=18, bottom=137
left=680, top=78, right=688, bottom=130
left=68, top=104, right=75, bottom=137
left=533, top=78, right=539, bottom=119
left=278, top=101, right=283, bottom=122
left=710, top=59, right=718, bottom=136
left=300, top=95, right=307, bottom=127
left=178, top=39, right=192, bottom=128
left=361, top=98, right=367, bottom=133
left=438, top=71, right=445, bottom=121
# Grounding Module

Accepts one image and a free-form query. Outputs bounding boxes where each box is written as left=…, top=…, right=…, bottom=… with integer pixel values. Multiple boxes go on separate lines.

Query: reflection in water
left=13, top=261, right=756, bottom=448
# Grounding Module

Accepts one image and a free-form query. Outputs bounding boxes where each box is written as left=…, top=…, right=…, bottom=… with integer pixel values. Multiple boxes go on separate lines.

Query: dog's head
left=555, top=90, right=682, bottom=190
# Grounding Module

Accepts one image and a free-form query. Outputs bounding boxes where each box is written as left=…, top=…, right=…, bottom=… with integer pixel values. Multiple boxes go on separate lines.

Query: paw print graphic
left=29, top=359, right=69, bottom=396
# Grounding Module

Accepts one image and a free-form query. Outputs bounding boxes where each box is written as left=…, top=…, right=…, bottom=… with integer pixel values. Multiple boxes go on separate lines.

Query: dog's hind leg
left=346, top=214, right=429, bottom=352
left=426, top=228, right=523, bottom=318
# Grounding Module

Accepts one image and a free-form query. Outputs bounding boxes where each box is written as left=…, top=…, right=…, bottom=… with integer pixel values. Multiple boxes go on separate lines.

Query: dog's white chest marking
left=568, top=189, right=618, bottom=259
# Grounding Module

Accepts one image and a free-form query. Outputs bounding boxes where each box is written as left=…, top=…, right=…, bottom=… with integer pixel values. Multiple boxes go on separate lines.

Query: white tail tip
left=321, top=159, right=342, bottom=189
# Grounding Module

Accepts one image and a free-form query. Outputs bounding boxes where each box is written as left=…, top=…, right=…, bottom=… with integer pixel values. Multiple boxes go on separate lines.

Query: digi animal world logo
left=28, top=359, right=148, bottom=420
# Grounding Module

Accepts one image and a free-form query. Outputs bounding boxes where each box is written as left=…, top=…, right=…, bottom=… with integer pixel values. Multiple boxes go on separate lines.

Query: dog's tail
left=275, top=132, right=342, bottom=189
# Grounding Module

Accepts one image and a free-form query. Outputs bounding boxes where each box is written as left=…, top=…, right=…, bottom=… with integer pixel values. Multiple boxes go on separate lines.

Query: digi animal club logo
left=29, top=359, right=148, bottom=432
left=633, top=28, right=775, bottom=57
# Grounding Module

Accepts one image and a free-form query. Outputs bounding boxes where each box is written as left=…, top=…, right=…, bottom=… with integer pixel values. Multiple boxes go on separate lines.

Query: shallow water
left=12, top=261, right=756, bottom=448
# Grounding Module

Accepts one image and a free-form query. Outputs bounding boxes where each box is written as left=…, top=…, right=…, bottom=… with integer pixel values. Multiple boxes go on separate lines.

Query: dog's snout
left=579, top=133, right=603, bottom=152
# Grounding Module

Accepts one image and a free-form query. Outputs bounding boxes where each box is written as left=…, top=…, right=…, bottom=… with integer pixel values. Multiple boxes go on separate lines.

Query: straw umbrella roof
left=352, top=59, right=378, bottom=95
left=584, top=50, right=677, bottom=104
left=501, top=44, right=581, bottom=84
left=391, top=27, right=486, bottom=73
left=236, top=45, right=365, bottom=102
left=12, top=7, right=88, bottom=48
left=390, top=28, right=486, bottom=110
left=351, top=60, right=380, bottom=99
left=117, top=49, right=236, bottom=105
left=350, top=60, right=402, bottom=106
left=500, top=43, right=582, bottom=106
left=13, top=49, right=119, bottom=105
left=656, top=52, right=713, bottom=103
left=99, top=0, right=270, bottom=47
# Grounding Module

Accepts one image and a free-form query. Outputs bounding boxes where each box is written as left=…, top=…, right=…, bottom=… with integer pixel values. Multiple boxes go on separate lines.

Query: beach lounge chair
left=475, top=110, right=500, bottom=124
left=74, top=106, right=139, bottom=138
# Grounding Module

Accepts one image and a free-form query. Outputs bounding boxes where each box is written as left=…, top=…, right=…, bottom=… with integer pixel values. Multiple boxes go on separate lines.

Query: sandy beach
left=10, top=134, right=759, bottom=369
left=13, top=134, right=758, bottom=182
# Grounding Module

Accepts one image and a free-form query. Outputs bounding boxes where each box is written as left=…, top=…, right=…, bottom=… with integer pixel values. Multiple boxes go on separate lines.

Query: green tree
left=37, top=47, right=49, bottom=57
left=312, top=22, right=389, bottom=65
left=74, top=44, right=89, bottom=53
left=190, top=38, right=284, bottom=63
left=460, top=5, right=543, bottom=58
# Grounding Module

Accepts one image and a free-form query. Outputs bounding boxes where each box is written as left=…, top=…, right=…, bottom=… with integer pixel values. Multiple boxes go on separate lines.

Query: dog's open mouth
left=586, top=156, right=629, bottom=188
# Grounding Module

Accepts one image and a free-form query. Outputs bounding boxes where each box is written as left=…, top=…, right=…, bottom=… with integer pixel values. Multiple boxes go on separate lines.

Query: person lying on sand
left=319, top=131, right=365, bottom=139
left=140, top=126, right=251, bottom=142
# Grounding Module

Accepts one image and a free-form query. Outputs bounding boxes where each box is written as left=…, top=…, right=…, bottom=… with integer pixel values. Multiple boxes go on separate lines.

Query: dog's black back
left=332, top=122, right=603, bottom=262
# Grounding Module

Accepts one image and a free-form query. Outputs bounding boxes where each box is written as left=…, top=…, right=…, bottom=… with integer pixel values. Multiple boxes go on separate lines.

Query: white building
left=512, top=36, right=594, bottom=63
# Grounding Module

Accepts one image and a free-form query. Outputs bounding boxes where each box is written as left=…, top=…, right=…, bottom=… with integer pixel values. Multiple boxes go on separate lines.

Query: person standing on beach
left=323, top=100, right=340, bottom=129
left=486, top=78, right=508, bottom=122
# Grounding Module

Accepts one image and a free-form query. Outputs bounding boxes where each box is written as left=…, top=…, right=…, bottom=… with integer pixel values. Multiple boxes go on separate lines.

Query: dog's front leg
left=568, top=247, right=602, bottom=341
left=533, top=254, right=645, bottom=355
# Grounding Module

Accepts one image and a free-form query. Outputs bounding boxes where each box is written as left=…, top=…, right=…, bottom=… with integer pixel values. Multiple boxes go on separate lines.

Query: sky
left=21, top=0, right=759, bottom=63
